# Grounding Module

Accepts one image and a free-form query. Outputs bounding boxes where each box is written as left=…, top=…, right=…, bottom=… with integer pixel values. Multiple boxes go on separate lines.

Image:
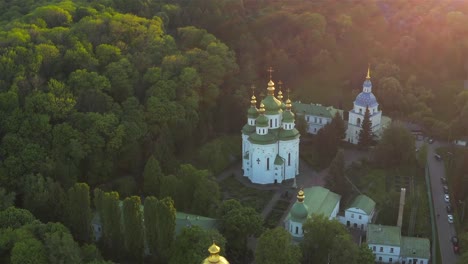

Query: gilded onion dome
left=282, top=99, right=295, bottom=122
left=290, top=189, right=308, bottom=222
left=202, top=243, right=230, bottom=264
left=247, top=95, right=259, bottom=118
left=256, top=103, right=269, bottom=127
left=261, top=79, right=282, bottom=114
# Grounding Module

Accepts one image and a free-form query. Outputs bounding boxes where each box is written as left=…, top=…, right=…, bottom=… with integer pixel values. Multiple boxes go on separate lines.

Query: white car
left=448, top=214, right=454, bottom=224
left=444, top=194, right=450, bottom=203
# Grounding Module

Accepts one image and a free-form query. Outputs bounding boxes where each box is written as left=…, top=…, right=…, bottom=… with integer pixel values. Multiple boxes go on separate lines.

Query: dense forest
left=0, top=0, right=468, bottom=263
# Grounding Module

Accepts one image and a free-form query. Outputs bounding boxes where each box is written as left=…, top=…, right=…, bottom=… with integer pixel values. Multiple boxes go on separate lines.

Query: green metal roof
left=290, top=202, right=308, bottom=222
left=292, top=102, right=332, bottom=118
left=279, top=128, right=299, bottom=140
left=367, top=224, right=401, bottom=246
left=262, top=95, right=282, bottom=114
left=282, top=110, right=295, bottom=122
left=256, top=115, right=269, bottom=127
left=401, top=236, right=430, bottom=260
left=349, top=195, right=375, bottom=215
left=247, top=106, right=259, bottom=118
left=274, top=154, right=284, bottom=165
left=248, top=132, right=277, bottom=145
left=288, top=187, right=340, bottom=221
left=175, top=212, right=218, bottom=235
left=242, top=124, right=255, bottom=135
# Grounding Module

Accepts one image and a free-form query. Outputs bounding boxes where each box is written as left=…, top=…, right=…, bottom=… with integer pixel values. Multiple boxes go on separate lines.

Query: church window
left=270, top=119, right=272, bottom=127
left=267, top=158, right=270, bottom=170
left=359, top=215, right=362, bottom=220
left=379, top=257, right=382, bottom=261
left=357, top=118, right=361, bottom=126
left=389, top=258, right=392, bottom=263
left=380, top=247, right=383, bottom=252
left=319, top=118, right=322, bottom=124
left=275, top=119, right=277, bottom=127
left=314, top=117, right=317, bottom=123
left=288, top=153, right=291, bottom=166
left=390, top=248, right=394, bottom=253
left=295, top=226, right=298, bottom=234
left=359, top=108, right=362, bottom=114
left=372, top=246, right=376, bottom=251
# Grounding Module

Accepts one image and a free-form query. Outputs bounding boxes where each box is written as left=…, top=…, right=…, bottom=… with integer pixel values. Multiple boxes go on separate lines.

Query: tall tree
left=218, top=199, right=263, bottom=264
left=155, top=197, right=176, bottom=263
left=0, top=187, right=15, bottom=210
left=373, top=122, right=416, bottom=168
left=301, top=214, right=358, bottom=264
left=255, top=227, right=301, bottom=264
left=325, top=149, right=348, bottom=198
left=357, top=244, right=376, bottom=264
left=10, top=238, right=48, bottom=264
left=143, top=155, right=163, bottom=197
left=358, top=107, right=374, bottom=148
left=143, top=196, right=159, bottom=258
left=122, top=196, right=144, bottom=261
left=169, top=226, right=226, bottom=264
left=66, top=183, right=92, bottom=243
left=101, top=192, right=123, bottom=254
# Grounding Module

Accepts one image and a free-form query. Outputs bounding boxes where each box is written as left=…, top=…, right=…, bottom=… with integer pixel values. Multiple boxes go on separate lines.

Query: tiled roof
left=367, top=224, right=401, bottom=246
left=292, top=102, right=332, bottom=118
left=302, top=186, right=340, bottom=217
left=348, top=195, right=375, bottom=215
left=401, top=236, right=430, bottom=260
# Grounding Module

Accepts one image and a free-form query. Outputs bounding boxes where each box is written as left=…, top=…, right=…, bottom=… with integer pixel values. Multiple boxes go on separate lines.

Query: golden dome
left=277, top=90, right=283, bottom=100
left=285, top=99, right=292, bottom=110
left=267, top=80, right=275, bottom=96
left=202, top=243, right=230, bottom=264
left=251, top=95, right=257, bottom=106
left=258, top=103, right=265, bottom=114
left=297, top=189, right=305, bottom=202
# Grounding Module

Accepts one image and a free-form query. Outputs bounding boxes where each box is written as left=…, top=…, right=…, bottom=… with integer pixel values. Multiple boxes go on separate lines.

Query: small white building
left=340, top=194, right=375, bottom=231
left=454, top=138, right=468, bottom=147
left=284, top=187, right=341, bottom=239
left=367, top=224, right=430, bottom=264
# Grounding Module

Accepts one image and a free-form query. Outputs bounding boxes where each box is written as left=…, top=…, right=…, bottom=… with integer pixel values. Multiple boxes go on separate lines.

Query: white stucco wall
left=343, top=208, right=372, bottom=230
left=368, top=244, right=401, bottom=263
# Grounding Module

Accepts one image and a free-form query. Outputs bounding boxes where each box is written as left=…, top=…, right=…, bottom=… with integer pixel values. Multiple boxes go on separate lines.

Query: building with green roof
left=293, top=102, right=334, bottom=134
left=241, top=76, right=300, bottom=185
left=339, top=194, right=375, bottom=231
left=284, top=187, right=341, bottom=239
left=366, top=224, right=430, bottom=264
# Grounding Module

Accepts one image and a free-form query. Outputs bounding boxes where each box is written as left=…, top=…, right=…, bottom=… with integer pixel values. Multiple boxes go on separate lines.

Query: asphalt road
left=426, top=141, right=459, bottom=264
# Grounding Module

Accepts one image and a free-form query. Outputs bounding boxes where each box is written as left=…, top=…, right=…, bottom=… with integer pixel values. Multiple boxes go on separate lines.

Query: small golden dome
left=297, top=189, right=305, bottom=202
left=277, top=90, right=283, bottom=100
left=202, top=243, right=230, bottom=264
left=285, top=99, right=292, bottom=109
left=251, top=95, right=257, bottom=106
left=259, top=103, right=265, bottom=114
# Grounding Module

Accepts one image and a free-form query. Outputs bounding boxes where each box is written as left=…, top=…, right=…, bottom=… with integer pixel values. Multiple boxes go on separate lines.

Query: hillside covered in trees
left=0, top=0, right=468, bottom=263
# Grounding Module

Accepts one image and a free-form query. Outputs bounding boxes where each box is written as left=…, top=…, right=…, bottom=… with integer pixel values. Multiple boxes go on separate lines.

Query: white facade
left=242, top=79, right=300, bottom=184
left=346, top=70, right=383, bottom=144
left=341, top=207, right=373, bottom=231
left=368, top=244, right=401, bottom=263
left=305, top=114, right=331, bottom=134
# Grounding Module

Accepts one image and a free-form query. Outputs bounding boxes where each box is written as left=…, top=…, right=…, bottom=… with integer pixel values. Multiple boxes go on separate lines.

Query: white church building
left=241, top=76, right=300, bottom=184
left=346, top=67, right=383, bottom=144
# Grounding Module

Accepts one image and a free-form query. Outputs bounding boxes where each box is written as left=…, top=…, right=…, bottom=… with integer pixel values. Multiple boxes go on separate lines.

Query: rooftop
left=401, top=236, right=430, bottom=260
left=293, top=102, right=333, bottom=118
left=302, top=186, right=340, bottom=217
left=175, top=212, right=218, bottom=235
left=348, top=195, right=375, bottom=215
left=367, top=224, right=401, bottom=246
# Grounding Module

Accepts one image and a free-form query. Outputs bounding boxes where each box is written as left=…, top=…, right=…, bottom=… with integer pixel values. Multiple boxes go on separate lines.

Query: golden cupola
left=202, top=243, right=230, bottom=264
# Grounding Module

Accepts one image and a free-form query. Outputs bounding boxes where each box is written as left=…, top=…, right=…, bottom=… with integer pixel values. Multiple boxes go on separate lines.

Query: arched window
left=270, top=119, right=272, bottom=127
left=357, top=118, right=361, bottom=126
left=288, top=153, right=291, bottom=166
left=295, top=226, right=298, bottom=234
left=267, top=158, right=270, bottom=170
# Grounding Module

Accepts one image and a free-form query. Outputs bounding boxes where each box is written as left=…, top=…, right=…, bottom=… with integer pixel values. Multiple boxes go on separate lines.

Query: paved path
left=426, top=141, right=459, bottom=264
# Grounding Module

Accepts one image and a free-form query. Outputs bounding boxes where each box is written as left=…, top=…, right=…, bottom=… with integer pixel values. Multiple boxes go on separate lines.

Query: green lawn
left=219, top=175, right=274, bottom=213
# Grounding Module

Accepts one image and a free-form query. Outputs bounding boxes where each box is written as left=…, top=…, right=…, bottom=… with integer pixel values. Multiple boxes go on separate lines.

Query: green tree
left=66, top=183, right=92, bottom=243
left=43, top=227, right=82, bottom=264
left=143, top=155, right=163, bottom=197
left=155, top=197, right=176, bottom=263
left=218, top=199, right=263, bottom=263
left=169, top=226, right=226, bottom=264
left=143, top=196, right=159, bottom=257
left=301, top=214, right=357, bottom=264
left=0, top=207, right=35, bottom=229
left=0, top=188, right=15, bottom=210
left=374, top=122, right=416, bottom=168
left=357, top=244, right=375, bottom=264
left=255, top=227, right=301, bottom=264
left=101, top=192, right=123, bottom=254
left=325, top=149, right=348, bottom=198
left=122, top=196, right=144, bottom=260
left=10, top=238, right=48, bottom=264
left=358, top=107, right=375, bottom=148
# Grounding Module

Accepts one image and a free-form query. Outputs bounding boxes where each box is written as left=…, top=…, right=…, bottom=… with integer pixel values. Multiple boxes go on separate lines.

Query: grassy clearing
left=219, top=175, right=274, bottom=213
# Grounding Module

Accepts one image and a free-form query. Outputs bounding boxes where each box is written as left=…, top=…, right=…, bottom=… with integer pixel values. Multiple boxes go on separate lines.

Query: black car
left=452, top=236, right=460, bottom=254
left=447, top=205, right=453, bottom=213
left=443, top=185, right=449, bottom=194
left=441, top=177, right=447, bottom=184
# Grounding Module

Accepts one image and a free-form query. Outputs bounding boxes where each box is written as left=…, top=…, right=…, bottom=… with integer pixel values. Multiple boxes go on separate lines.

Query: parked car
left=441, top=177, right=447, bottom=184
left=448, top=214, right=454, bottom=224
left=444, top=194, right=450, bottom=203
left=434, top=154, right=442, bottom=161
left=447, top=205, right=453, bottom=213
left=429, top=138, right=434, bottom=144
left=452, top=236, right=460, bottom=254
left=443, top=185, right=449, bottom=194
